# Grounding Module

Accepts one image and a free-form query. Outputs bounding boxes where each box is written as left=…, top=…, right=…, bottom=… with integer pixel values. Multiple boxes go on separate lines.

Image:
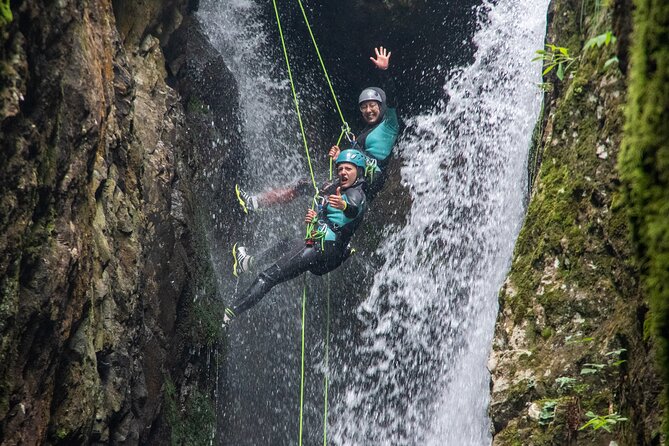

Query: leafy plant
left=579, top=411, right=628, bottom=432
left=533, top=44, right=576, bottom=81
left=555, top=376, right=577, bottom=390
left=584, top=31, right=617, bottom=50
left=603, top=56, right=619, bottom=70
left=539, top=400, right=559, bottom=425
left=566, top=335, right=594, bottom=344
left=606, top=348, right=627, bottom=367
left=580, top=363, right=606, bottom=375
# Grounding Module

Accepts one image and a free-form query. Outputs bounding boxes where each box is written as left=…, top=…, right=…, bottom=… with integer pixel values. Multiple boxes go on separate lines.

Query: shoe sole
left=235, top=184, right=249, bottom=214
left=232, top=242, right=239, bottom=277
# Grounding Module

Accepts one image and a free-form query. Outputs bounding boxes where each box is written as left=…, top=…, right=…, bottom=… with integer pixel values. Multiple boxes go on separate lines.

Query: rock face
left=490, top=0, right=664, bottom=444
left=0, top=1, right=233, bottom=444
left=618, top=0, right=669, bottom=438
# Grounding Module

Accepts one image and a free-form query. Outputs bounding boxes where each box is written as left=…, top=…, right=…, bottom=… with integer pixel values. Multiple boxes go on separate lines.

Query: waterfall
left=330, top=1, right=548, bottom=444
left=198, top=0, right=548, bottom=443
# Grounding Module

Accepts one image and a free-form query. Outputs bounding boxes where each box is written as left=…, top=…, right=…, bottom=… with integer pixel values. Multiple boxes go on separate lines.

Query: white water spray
left=198, top=0, right=302, bottom=187
left=330, top=1, right=548, bottom=444
left=199, top=0, right=548, bottom=443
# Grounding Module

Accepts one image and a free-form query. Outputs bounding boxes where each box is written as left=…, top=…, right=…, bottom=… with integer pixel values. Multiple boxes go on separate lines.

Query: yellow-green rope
left=295, top=0, right=348, bottom=129
left=271, top=2, right=349, bottom=444
left=271, top=0, right=318, bottom=194
left=299, top=283, right=308, bottom=446
left=322, top=275, right=331, bottom=445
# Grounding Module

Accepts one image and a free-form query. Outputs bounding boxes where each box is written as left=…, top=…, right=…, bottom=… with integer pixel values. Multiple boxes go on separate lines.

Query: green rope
left=329, top=128, right=348, bottom=180
left=299, top=283, right=307, bottom=445
left=322, top=275, right=331, bottom=445
left=295, top=0, right=348, bottom=128
left=271, top=4, right=348, bottom=444
left=272, top=0, right=318, bottom=194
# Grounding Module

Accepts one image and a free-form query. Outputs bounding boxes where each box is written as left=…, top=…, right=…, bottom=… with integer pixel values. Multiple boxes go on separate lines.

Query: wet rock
left=0, top=0, right=227, bottom=444
left=490, top=0, right=663, bottom=443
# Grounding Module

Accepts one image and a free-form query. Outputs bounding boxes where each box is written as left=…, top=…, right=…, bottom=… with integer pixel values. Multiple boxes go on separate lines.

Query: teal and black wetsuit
left=346, top=71, right=400, bottom=199
left=229, top=178, right=366, bottom=316
left=351, top=106, right=399, bottom=198
left=284, top=73, right=400, bottom=201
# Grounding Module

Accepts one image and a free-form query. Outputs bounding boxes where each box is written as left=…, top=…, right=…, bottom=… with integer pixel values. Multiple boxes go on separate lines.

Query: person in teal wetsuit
left=223, top=150, right=367, bottom=324
left=235, top=46, right=400, bottom=212
left=327, top=46, right=399, bottom=199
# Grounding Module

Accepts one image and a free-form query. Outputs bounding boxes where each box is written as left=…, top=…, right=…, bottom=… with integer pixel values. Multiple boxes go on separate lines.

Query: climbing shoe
left=235, top=184, right=258, bottom=214
left=232, top=243, right=254, bottom=277
left=222, top=308, right=236, bottom=328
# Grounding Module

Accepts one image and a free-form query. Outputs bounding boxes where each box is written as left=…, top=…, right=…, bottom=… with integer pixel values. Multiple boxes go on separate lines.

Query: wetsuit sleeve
left=378, top=69, right=397, bottom=108
left=343, top=187, right=366, bottom=219
left=320, top=180, right=339, bottom=196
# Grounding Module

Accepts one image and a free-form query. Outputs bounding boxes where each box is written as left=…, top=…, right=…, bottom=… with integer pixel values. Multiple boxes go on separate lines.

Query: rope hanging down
left=271, top=0, right=319, bottom=195
left=295, top=0, right=351, bottom=137
left=294, top=0, right=354, bottom=180
left=271, top=1, right=346, bottom=443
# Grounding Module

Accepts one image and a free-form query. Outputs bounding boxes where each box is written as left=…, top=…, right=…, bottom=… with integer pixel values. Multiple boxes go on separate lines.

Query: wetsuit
left=343, top=71, right=400, bottom=199
left=229, top=178, right=367, bottom=317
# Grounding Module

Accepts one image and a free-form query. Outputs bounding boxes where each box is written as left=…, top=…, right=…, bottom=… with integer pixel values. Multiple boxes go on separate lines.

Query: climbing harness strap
left=365, top=157, right=378, bottom=182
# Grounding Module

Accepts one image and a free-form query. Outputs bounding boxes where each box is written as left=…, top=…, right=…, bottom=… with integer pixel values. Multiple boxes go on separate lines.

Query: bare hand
left=328, top=145, right=341, bottom=160
left=327, top=187, right=346, bottom=210
left=305, top=209, right=317, bottom=224
left=370, top=46, right=391, bottom=70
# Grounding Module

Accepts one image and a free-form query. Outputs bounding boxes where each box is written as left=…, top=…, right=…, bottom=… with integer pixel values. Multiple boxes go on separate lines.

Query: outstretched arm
left=373, top=46, right=397, bottom=108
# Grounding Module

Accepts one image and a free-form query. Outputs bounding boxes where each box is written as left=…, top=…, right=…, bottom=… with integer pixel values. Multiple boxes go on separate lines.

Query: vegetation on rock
left=490, top=0, right=663, bottom=443
left=619, top=0, right=669, bottom=437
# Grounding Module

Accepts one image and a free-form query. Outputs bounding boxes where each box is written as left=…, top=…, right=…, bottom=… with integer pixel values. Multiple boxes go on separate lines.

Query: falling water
left=198, top=0, right=548, bottom=443
left=330, top=0, right=548, bottom=444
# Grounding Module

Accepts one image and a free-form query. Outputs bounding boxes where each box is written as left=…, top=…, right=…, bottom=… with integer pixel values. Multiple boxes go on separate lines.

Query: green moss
left=164, top=377, right=216, bottom=446
left=541, top=327, right=553, bottom=339
left=495, top=422, right=523, bottom=446
left=55, top=427, right=68, bottom=440
left=190, top=297, right=225, bottom=347
left=618, top=0, right=669, bottom=435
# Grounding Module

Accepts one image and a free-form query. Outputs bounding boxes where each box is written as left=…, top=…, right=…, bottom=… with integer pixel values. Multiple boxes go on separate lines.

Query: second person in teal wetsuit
left=223, top=150, right=368, bottom=324
left=328, top=46, right=399, bottom=200
left=235, top=46, right=400, bottom=212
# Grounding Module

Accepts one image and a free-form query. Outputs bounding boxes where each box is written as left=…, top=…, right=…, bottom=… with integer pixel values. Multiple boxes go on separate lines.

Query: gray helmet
left=358, top=87, right=386, bottom=105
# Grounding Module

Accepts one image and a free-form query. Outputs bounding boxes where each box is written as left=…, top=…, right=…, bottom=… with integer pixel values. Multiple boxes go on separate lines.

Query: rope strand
left=271, top=0, right=319, bottom=194
left=295, top=0, right=348, bottom=128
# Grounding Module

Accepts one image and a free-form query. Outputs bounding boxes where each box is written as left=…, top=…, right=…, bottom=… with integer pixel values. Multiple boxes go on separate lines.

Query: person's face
left=337, top=162, right=358, bottom=188
left=360, top=100, right=381, bottom=125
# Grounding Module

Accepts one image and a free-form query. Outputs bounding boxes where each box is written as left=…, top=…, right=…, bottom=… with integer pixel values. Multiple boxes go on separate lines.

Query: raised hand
left=370, top=46, right=391, bottom=70
left=327, top=187, right=346, bottom=210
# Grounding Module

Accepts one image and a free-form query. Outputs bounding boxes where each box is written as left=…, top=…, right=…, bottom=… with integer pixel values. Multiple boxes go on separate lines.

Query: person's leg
left=309, top=242, right=348, bottom=276
left=236, top=178, right=313, bottom=211
left=233, top=237, right=296, bottom=276
left=229, top=239, right=320, bottom=317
